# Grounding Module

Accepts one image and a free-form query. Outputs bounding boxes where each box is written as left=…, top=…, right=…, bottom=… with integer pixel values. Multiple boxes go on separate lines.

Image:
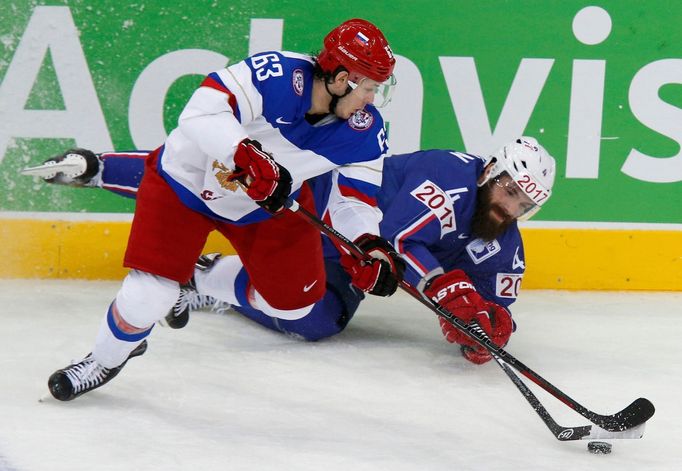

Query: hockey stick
left=285, top=199, right=655, bottom=433
left=494, top=355, right=646, bottom=441
left=464, top=301, right=647, bottom=440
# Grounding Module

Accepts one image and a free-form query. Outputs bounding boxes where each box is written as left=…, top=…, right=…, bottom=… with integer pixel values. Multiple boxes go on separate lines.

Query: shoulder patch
left=348, top=109, right=374, bottom=131
left=292, top=68, right=304, bottom=96
left=409, top=180, right=457, bottom=236
left=466, top=238, right=501, bottom=264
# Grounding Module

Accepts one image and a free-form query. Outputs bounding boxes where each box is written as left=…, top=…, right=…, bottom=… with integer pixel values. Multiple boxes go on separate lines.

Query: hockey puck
left=587, top=441, right=612, bottom=454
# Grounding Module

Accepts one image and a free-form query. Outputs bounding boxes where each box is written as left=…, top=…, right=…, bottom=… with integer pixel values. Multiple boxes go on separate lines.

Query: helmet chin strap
left=324, top=79, right=353, bottom=114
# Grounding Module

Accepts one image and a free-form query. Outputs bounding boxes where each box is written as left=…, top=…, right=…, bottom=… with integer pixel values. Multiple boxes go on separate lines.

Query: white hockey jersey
left=158, top=50, right=387, bottom=238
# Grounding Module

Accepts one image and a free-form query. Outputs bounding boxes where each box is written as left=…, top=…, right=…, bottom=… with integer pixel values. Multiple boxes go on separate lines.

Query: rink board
left=2, top=4, right=682, bottom=292
left=1, top=218, right=680, bottom=290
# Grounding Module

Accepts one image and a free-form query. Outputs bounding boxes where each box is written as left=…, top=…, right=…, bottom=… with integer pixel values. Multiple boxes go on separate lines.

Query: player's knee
left=296, top=311, right=351, bottom=341
left=115, top=269, right=180, bottom=327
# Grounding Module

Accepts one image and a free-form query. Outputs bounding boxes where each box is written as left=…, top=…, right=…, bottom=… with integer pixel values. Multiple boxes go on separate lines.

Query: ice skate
left=162, top=253, right=230, bottom=329
left=20, top=148, right=102, bottom=187
left=48, top=340, right=148, bottom=401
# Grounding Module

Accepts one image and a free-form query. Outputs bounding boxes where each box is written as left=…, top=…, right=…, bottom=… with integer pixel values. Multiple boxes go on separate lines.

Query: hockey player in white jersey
left=27, top=137, right=555, bottom=369
left=181, top=138, right=556, bottom=365
left=37, top=18, right=405, bottom=401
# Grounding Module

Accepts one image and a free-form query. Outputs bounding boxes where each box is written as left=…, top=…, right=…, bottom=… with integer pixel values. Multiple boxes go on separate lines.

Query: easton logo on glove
left=430, top=280, right=476, bottom=303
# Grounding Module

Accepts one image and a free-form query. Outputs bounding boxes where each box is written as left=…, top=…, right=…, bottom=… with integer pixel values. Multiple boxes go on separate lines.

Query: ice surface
left=0, top=280, right=680, bottom=470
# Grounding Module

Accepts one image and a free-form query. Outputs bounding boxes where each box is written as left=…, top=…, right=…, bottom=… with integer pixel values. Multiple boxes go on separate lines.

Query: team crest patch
left=466, top=238, right=501, bottom=264
left=212, top=160, right=241, bottom=192
left=348, top=109, right=373, bottom=131
left=292, top=69, right=304, bottom=96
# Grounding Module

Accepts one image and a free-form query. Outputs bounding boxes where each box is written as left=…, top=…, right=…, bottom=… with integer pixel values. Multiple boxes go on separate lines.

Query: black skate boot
left=20, top=148, right=102, bottom=186
left=162, top=253, right=230, bottom=329
left=48, top=340, right=148, bottom=401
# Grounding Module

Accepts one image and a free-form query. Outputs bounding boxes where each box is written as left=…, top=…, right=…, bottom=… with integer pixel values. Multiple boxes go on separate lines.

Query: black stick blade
left=599, top=398, right=655, bottom=431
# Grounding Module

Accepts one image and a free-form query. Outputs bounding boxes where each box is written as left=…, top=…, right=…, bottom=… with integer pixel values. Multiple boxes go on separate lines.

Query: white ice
left=1, top=280, right=680, bottom=471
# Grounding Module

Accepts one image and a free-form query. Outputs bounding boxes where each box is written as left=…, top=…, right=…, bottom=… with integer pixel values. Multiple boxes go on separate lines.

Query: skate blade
left=38, top=392, right=52, bottom=403
left=20, top=161, right=83, bottom=178
left=19, top=162, right=83, bottom=178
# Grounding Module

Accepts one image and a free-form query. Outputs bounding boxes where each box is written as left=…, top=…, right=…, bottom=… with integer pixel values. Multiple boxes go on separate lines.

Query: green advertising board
left=1, top=0, right=681, bottom=224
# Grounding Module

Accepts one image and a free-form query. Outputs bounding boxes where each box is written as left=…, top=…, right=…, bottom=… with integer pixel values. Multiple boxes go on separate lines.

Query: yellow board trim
left=1, top=220, right=680, bottom=290
left=0, top=219, right=234, bottom=280
left=520, top=228, right=682, bottom=291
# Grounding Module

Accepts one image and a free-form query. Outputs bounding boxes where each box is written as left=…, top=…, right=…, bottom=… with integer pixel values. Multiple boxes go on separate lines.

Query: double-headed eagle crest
left=212, top=160, right=241, bottom=192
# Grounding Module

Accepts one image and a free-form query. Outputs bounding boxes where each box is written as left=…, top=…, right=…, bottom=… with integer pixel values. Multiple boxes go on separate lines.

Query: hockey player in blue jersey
left=377, top=139, right=555, bottom=363
left=29, top=19, right=406, bottom=401
left=26, top=137, right=556, bottom=367
left=183, top=138, right=555, bottom=366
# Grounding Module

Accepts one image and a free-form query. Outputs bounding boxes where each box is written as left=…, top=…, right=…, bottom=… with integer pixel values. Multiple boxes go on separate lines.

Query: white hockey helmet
left=480, top=137, right=556, bottom=221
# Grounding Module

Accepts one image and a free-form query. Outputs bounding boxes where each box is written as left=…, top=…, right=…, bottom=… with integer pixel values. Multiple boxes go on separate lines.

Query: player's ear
left=326, top=70, right=350, bottom=95
left=332, top=70, right=349, bottom=87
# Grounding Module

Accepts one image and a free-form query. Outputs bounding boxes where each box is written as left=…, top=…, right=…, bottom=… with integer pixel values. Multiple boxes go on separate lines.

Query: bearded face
left=471, top=179, right=516, bottom=242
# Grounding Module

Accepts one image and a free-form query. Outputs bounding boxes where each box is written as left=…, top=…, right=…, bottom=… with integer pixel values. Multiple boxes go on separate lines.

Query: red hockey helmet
left=317, top=18, right=395, bottom=83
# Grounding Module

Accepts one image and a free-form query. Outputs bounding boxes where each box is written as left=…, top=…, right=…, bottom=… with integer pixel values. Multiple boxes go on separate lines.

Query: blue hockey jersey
left=378, top=149, right=526, bottom=310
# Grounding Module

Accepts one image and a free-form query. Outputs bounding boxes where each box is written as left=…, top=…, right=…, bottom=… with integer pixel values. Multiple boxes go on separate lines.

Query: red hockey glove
left=230, top=138, right=292, bottom=213
left=425, top=270, right=513, bottom=364
left=438, top=301, right=514, bottom=364
left=340, top=233, right=405, bottom=297
left=460, top=345, right=494, bottom=365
